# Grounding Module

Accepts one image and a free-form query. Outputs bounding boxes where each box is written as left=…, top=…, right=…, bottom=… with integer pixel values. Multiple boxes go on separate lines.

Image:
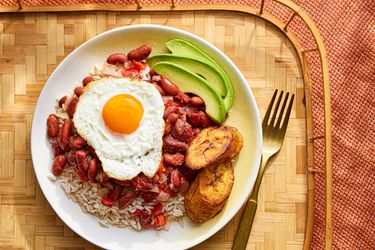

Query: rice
left=57, top=167, right=185, bottom=231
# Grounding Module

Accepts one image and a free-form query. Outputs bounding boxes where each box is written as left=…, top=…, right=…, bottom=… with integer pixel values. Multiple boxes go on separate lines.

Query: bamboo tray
left=0, top=1, right=332, bottom=249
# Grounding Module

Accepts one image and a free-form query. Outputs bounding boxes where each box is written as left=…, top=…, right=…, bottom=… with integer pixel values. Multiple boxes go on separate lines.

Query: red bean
left=107, top=53, right=127, bottom=64
left=191, top=96, right=204, bottom=106
left=76, top=150, right=88, bottom=172
left=50, top=138, right=64, bottom=157
left=69, top=135, right=87, bottom=150
left=174, top=92, right=191, bottom=104
left=166, top=113, right=179, bottom=124
left=160, top=78, right=180, bottom=96
left=67, top=96, right=78, bottom=119
left=58, top=120, right=73, bottom=151
left=127, top=44, right=152, bottom=61
left=163, top=153, right=185, bottom=166
left=47, top=114, right=59, bottom=138
left=88, top=158, right=97, bottom=180
left=74, top=86, right=85, bottom=97
left=162, top=135, right=188, bottom=152
left=58, top=96, right=67, bottom=107
left=67, top=150, right=76, bottom=166
left=52, top=155, right=67, bottom=176
left=170, top=168, right=181, bottom=189
left=82, top=76, right=93, bottom=86
left=163, top=106, right=178, bottom=119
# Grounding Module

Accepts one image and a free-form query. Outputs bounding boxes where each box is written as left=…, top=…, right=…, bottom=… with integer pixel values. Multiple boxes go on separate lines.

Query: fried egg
left=73, top=77, right=164, bottom=180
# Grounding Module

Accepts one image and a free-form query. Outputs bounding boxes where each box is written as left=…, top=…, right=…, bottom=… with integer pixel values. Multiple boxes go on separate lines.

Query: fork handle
left=232, top=199, right=258, bottom=250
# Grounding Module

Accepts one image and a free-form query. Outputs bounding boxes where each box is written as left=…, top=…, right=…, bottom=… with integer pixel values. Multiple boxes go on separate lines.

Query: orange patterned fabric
left=1, top=0, right=374, bottom=249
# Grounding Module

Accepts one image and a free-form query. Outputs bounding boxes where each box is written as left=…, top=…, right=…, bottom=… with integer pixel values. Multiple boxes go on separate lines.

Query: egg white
left=73, top=77, right=164, bottom=180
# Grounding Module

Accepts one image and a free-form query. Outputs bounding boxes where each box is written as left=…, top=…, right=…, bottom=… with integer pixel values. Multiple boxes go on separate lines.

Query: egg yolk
left=102, top=94, right=144, bottom=134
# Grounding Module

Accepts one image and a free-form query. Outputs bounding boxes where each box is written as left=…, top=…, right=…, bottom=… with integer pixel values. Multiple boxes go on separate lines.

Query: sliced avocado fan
left=165, top=39, right=234, bottom=112
left=147, top=54, right=227, bottom=98
left=152, top=62, right=226, bottom=124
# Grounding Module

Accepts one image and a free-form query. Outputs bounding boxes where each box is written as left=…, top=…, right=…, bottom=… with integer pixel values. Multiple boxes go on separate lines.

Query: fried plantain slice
left=185, top=127, right=233, bottom=170
left=226, top=126, right=244, bottom=159
left=185, top=161, right=234, bottom=223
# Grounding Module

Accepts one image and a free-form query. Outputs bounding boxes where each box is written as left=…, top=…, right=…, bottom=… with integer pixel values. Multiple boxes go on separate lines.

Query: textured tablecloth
left=1, top=0, right=374, bottom=249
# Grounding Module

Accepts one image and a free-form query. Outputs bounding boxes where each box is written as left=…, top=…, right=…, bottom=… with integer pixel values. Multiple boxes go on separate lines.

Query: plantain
left=226, top=126, right=244, bottom=159
left=185, top=161, right=234, bottom=223
left=185, top=126, right=243, bottom=170
left=185, top=127, right=233, bottom=170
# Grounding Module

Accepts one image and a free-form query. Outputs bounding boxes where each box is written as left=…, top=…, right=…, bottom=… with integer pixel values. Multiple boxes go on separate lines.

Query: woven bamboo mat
left=0, top=10, right=307, bottom=249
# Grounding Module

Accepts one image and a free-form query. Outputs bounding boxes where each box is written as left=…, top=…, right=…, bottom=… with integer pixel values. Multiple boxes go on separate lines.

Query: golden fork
left=232, top=89, right=295, bottom=250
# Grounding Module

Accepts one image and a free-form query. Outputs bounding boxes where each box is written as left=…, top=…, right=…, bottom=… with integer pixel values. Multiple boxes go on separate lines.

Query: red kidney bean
left=152, top=174, right=160, bottom=184
left=174, top=92, right=191, bottom=104
left=151, top=83, right=166, bottom=96
left=74, top=86, right=85, bottom=97
left=106, top=185, right=124, bottom=201
left=52, top=155, right=67, bottom=176
left=171, top=119, right=194, bottom=142
left=118, top=191, right=136, bottom=209
left=58, top=96, right=67, bottom=107
left=88, top=158, right=97, bottom=180
left=164, top=122, right=172, bottom=135
left=191, top=96, right=204, bottom=106
left=82, top=76, right=93, bottom=86
left=76, top=150, right=88, bottom=172
left=58, top=120, right=73, bottom=151
left=162, top=135, right=188, bottom=152
left=160, top=78, right=180, bottom=96
left=69, top=135, right=87, bottom=150
left=47, top=114, right=59, bottom=138
left=127, top=44, right=152, bottom=61
left=107, top=53, right=127, bottom=64
left=163, top=153, right=185, bottom=166
left=187, top=112, right=201, bottom=127
left=166, top=113, right=179, bottom=124
left=67, top=150, right=76, bottom=165
left=140, top=182, right=153, bottom=191
left=67, top=96, right=78, bottom=119
left=199, top=111, right=212, bottom=128
left=163, top=106, right=178, bottom=119
left=170, top=168, right=181, bottom=189
left=50, top=138, right=64, bottom=157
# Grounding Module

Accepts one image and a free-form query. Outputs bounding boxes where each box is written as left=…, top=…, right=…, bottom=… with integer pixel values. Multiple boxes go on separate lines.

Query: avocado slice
left=165, top=39, right=234, bottom=112
left=152, top=62, right=225, bottom=124
left=147, top=54, right=227, bottom=98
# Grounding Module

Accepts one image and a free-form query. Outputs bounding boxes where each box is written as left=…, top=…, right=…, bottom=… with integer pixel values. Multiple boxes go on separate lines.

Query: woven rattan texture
left=0, top=11, right=308, bottom=249
left=0, top=0, right=374, bottom=249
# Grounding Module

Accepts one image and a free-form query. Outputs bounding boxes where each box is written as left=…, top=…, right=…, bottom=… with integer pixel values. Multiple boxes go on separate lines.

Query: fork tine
left=262, top=89, right=278, bottom=127
left=269, top=91, right=283, bottom=127
left=275, top=92, right=289, bottom=128
left=281, top=94, right=294, bottom=132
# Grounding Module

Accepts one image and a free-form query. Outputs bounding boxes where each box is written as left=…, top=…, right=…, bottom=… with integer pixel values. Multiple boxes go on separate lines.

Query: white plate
left=31, top=25, right=262, bottom=250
